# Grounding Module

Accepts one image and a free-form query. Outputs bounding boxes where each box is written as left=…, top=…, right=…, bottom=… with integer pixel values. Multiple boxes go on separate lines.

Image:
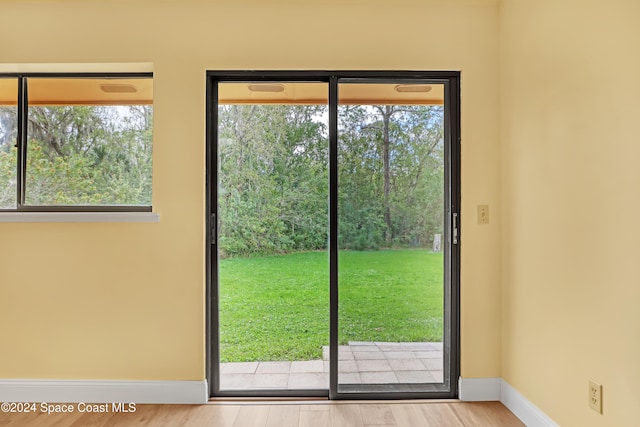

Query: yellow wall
left=500, top=0, right=640, bottom=425
left=0, top=0, right=501, bottom=381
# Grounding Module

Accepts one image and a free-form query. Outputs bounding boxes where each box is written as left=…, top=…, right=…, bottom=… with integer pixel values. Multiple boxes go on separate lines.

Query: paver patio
left=220, top=342, right=443, bottom=390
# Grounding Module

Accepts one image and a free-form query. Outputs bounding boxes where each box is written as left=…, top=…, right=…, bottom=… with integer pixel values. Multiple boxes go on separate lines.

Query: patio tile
left=356, top=359, right=392, bottom=372
left=353, top=351, right=386, bottom=360
left=322, top=346, right=330, bottom=360
left=377, top=346, right=401, bottom=352
left=396, top=343, right=436, bottom=351
left=388, top=358, right=427, bottom=371
left=288, top=373, right=329, bottom=389
left=360, top=371, right=399, bottom=384
left=220, top=342, right=447, bottom=391
left=251, top=373, right=290, bottom=388
left=338, top=372, right=362, bottom=384
left=255, top=361, right=291, bottom=374
left=338, top=352, right=355, bottom=360
left=220, top=374, right=254, bottom=389
left=375, top=343, right=406, bottom=351
left=337, top=361, right=358, bottom=373
left=414, top=351, right=443, bottom=359
left=221, top=362, right=258, bottom=374
left=420, top=358, right=443, bottom=370
left=350, top=345, right=380, bottom=352
left=430, top=370, right=444, bottom=382
left=291, top=360, right=324, bottom=373
left=384, top=351, right=416, bottom=359
left=395, top=370, right=436, bottom=383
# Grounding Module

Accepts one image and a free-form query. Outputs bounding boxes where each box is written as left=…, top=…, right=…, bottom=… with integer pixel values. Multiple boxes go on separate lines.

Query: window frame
left=0, top=72, right=153, bottom=213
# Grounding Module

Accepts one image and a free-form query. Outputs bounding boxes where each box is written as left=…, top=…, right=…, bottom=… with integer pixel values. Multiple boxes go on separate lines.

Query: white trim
left=0, top=212, right=159, bottom=223
left=458, top=377, right=501, bottom=401
left=501, top=380, right=558, bottom=427
left=0, top=63, right=154, bottom=73
left=0, top=379, right=207, bottom=404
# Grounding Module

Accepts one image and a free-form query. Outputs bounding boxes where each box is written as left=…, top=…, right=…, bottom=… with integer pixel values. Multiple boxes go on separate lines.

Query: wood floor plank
left=0, top=401, right=524, bottom=427
left=44, top=410, right=89, bottom=427
left=419, top=403, right=466, bottom=427
left=209, top=404, right=242, bottom=425
left=451, top=402, right=525, bottom=427
left=265, top=405, right=300, bottom=427
left=100, top=404, right=161, bottom=427
left=330, top=403, right=365, bottom=427
left=299, top=404, right=330, bottom=411
left=359, top=404, right=397, bottom=425
left=173, top=405, right=240, bottom=427
left=299, top=407, right=331, bottom=427
left=0, top=410, right=44, bottom=427
left=67, top=409, right=116, bottom=427
left=8, top=409, right=84, bottom=427
left=232, top=405, right=270, bottom=427
left=134, top=404, right=192, bottom=427
left=389, top=403, right=429, bottom=427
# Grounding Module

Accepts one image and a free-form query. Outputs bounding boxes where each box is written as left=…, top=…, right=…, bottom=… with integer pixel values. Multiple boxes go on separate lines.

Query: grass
left=219, top=249, right=443, bottom=362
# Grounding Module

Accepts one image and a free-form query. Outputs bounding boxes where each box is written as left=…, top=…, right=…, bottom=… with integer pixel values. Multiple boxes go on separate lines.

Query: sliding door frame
left=206, top=70, right=460, bottom=399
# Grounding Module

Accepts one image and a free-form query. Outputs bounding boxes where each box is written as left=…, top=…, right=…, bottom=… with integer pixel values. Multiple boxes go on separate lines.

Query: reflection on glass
left=337, top=83, right=445, bottom=389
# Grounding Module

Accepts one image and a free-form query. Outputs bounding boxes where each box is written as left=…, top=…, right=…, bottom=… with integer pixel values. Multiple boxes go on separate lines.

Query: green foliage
left=218, top=105, right=328, bottom=257
left=0, top=105, right=152, bottom=207
left=219, top=250, right=443, bottom=362
left=0, top=106, right=17, bottom=208
left=218, top=103, right=445, bottom=257
left=0, top=147, right=16, bottom=208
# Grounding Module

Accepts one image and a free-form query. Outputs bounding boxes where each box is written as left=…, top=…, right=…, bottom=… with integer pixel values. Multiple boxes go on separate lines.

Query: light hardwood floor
left=0, top=401, right=525, bottom=426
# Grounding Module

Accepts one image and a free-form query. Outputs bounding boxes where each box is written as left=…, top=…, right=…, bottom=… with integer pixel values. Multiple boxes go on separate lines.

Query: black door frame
left=206, top=70, right=460, bottom=399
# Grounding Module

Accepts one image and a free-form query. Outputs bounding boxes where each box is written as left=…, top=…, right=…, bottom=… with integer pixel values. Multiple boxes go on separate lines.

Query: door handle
left=452, top=212, right=459, bottom=245
left=210, top=213, right=217, bottom=245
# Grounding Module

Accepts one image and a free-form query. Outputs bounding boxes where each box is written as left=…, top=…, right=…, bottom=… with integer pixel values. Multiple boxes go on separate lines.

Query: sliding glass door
left=336, top=82, right=451, bottom=396
left=214, top=82, right=330, bottom=394
left=207, top=72, right=459, bottom=399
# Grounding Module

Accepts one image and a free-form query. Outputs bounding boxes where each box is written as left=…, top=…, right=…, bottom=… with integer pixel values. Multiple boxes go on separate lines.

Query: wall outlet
left=477, top=204, right=489, bottom=224
left=589, top=381, right=603, bottom=414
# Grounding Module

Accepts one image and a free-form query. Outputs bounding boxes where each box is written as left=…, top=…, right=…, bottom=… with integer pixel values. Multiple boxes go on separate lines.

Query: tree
left=218, top=104, right=328, bottom=257
left=0, top=105, right=153, bottom=207
left=337, top=104, right=444, bottom=249
left=216, top=102, right=444, bottom=257
left=0, top=107, right=17, bottom=208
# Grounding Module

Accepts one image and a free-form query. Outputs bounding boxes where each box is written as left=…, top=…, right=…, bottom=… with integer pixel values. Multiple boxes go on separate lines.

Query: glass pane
left=337, top=83, right=445, bottom=391
left=25, top=77, right=153, bottom=206
left=217, top=82, right=329, bottom=391
left=0, top=79, right=18, bottom=209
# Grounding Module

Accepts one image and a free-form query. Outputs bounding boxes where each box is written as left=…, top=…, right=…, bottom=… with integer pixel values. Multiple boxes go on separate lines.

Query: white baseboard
left=458, top=377, right=501, bottom=401
left=0, top=379, right=208, bottom=404
left=500, top=380, right=558, bottom=427
left=458, top=377, right=558, bottom=426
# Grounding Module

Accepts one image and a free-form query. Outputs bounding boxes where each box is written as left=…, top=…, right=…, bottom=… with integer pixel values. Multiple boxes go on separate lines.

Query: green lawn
left=219, top=249, right=443, bottom=362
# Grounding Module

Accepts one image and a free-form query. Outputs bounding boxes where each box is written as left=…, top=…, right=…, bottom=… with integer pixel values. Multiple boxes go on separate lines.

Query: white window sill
left=0, top=212, right=160, bottom=223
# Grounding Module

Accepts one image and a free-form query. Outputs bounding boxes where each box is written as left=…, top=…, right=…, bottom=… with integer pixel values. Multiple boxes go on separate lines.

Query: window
left=0, top=74, right=153, bottom=211
left=0, top=78, right=18, bottom=209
